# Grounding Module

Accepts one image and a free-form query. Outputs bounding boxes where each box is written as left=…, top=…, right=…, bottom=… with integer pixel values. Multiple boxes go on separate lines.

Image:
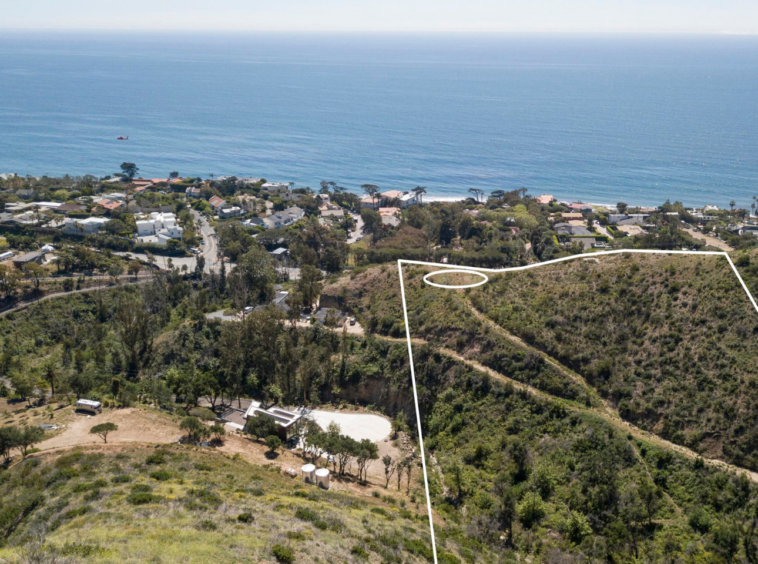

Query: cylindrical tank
left=315, top=468, right=330, bottom=489
left=301, top=464, right=316, bottom=483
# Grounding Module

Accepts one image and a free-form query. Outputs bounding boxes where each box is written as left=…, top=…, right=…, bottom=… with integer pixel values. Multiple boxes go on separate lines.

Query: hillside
left=0, top=444, right=434, bottom=563
left=468, top=253, right=758, bottom=470
left=412, top=346, right=758, bottom=564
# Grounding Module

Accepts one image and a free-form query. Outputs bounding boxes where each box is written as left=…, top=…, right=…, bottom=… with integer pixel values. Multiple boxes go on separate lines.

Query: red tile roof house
left=209, top=196, right=227, bottom=210
left=98, top=199, right=124, bottom=212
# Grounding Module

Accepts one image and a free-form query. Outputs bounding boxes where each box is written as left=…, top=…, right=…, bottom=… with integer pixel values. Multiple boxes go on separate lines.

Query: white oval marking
left=423, top=269, right=489, bottom=289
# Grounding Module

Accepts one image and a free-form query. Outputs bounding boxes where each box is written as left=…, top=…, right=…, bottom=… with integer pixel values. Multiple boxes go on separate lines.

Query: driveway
left=683, top=227, right=734, bottom=251
left=205, top=309, right=240, bottom=322
left=346, top=214, right=365, bottom=244
left=305, top=409, right=392, bottom=443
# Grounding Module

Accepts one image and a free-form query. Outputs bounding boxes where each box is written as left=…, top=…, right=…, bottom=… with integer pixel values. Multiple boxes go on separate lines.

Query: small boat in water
left=117, top=136, right=129, bottom=140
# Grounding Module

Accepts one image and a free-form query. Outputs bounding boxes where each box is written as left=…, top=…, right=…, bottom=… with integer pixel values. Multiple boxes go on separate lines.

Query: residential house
left=560, top=212, right=584, bottom=221
left=103, top=192, right=127, bottom=201
left=209, top=196, right=226, bottom=211
left=237, top=194, right=258, bottom=212
left=261, top=182, right=292, bottom=194
left=554, top=223, right=593, bottom=236
left=135, top=212, right=183, bottom=245
left=218, top=206, right=243, bottom=219
left=98, top=199, right=125, bottom=213
left=360, top=196, right=378, bottom=210
left=63, top=217, right=109, bottom=234
left=312, top=307, right=346, bottom=327
left=378, top=207, right=400, bottom=227
left=261, top=206, right=305, bottom=229
left=568, top=203, right=594, bottom=212
left=15, top=189, right=35, bottom=200
left=536, top=194, right=555, bottom=205
left=254, top=290, right=291, bottom=314
left=185, top=186, right=201, bottom=197
left=53, top=204, right=86, bottom=214
left=399, top=192, right=419, bottom=208
left=609, top=214, right=649, bottom=225
left=380, top=190, right=404, bottom=205
left=12, top=251, right=45, bottom=268
left=242, top=401, right=303, bottom=440
left=320, top=208, right=344, bottom=219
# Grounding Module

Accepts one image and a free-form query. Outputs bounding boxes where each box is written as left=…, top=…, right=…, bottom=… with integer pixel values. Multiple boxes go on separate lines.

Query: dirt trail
left=38, top=407, right=181, bottom=450
left=435, top=347, right=758, bottom=483
left=463, top=298, right=605, bottom=407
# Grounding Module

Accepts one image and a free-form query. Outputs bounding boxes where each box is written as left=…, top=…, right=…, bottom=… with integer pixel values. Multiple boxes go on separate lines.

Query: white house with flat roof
left=136, top=212, right=183, bottom=245
left=63, top=217, right=109, bottom=234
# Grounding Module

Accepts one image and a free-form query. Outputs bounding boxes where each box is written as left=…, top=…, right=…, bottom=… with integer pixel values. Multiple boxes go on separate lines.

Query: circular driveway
left=307, top=410, right=392, bottom=443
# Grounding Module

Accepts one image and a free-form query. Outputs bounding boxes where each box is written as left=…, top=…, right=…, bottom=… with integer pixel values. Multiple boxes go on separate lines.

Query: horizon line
left=1, top=28, right=757, bottom=36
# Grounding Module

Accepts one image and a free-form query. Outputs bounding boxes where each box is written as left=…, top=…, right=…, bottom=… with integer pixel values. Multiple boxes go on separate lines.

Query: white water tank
left=301, top=464, right=316, bottom=483
left=315, top=468, right=330, bottom=489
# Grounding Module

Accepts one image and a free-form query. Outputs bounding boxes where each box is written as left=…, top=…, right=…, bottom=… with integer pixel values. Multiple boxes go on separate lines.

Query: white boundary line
left=397, top=249, right=758, bottom=564
left=423, top=269, right=489, bottom=289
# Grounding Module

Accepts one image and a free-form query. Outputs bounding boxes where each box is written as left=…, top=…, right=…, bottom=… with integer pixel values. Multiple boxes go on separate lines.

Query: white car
left=243, top=306, right=254, bottom=314
left=189, top=248, right=201, bottom=254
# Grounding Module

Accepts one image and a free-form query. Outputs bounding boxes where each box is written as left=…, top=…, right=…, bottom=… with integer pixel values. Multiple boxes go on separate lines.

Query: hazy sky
left=2, top=0, right=757, bottom=34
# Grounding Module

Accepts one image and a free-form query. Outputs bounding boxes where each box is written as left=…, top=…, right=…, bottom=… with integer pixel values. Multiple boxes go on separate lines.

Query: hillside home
left=209, top=196, right=226, bottom=211
left=262, top=206, right=304, bottom=229
left=219, top=206, right=244, bottom=219
left=243, top=400, right=303, bottom=440
left=63, top=217, right=109, bottom=234
left=135, top=212, right=183, bottom=244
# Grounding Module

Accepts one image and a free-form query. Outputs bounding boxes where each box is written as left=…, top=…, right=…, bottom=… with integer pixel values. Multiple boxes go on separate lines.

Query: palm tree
left=412, top=186, right=427, bottom=205
left=729, top=200, right=736, bottom=222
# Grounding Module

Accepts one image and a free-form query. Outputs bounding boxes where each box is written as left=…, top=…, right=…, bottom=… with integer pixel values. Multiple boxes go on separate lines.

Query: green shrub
left=197, top=519, right=217, bottom=531
left=370, top=507, right=388, bottom=517
left=127, top=492, right=158, bottom=505
left=150, top=470, right=171, bottom=481
left=111, top=474, right=132, bottom=484
left=131, top=483, right=152, bottom=493
left=62, top=505, right=92, bottom=520
left=295, top=507, right=319, bottom=522
left=286, top=531, right=306, bottom=540
left=404, top=538, right=434, bottom=562
left=272, top=544, right=294, bottom=564
left=186, top=488, right=222, bottom=509
left=350, top=545, right=370, bottom=559
left=237, top=512, right=254, bottom=523
left=145, top=453, right=165, bottom=465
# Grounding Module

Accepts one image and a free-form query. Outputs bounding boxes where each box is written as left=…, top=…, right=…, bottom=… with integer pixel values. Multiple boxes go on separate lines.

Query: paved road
left=193, top=210, right=222, bottom=273
left=346, top=214, right=365, bottom=244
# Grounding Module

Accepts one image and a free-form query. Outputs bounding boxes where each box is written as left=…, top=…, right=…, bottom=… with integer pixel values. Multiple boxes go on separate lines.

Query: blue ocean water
left=1, top=33, right=757, bottom=208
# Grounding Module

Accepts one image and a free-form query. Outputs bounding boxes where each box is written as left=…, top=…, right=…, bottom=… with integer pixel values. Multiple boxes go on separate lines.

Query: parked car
left=349, top=317, right=356, bottom=326
left=243, top=306, right=254, bottom=314
left=189, top=248, right=201, bottom=254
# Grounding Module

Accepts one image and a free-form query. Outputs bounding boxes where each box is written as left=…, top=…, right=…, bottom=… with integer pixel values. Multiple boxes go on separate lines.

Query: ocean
left=1, top=33, right=757, bottom=208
